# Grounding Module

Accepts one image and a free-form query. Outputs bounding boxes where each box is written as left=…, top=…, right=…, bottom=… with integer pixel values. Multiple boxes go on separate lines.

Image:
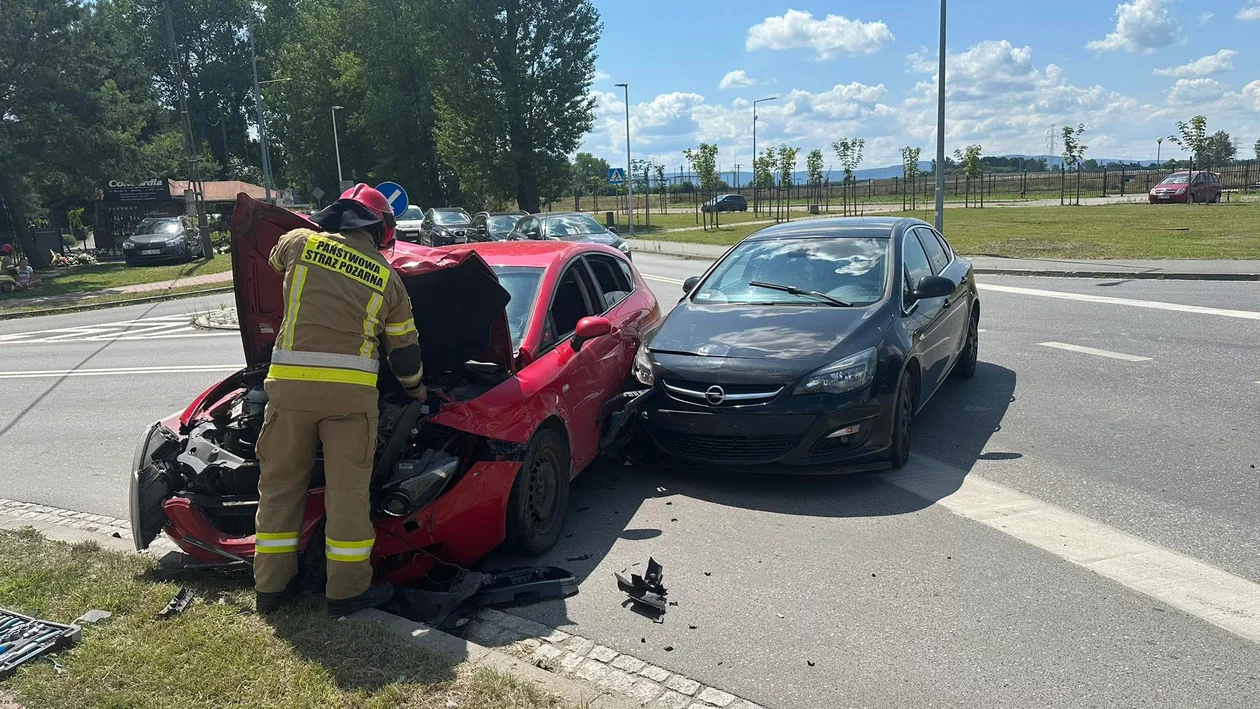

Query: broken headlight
left=632, top=343, right=655, bottom=387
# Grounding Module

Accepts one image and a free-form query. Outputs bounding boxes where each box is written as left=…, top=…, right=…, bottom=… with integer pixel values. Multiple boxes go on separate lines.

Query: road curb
left=357, top=609, right=641, bottom=709
left=0, top=286, right=234, bottom=320
left=634, top=240, right=1260, bottom=282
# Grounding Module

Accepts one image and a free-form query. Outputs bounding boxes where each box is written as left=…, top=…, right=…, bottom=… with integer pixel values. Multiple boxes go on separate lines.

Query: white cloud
left=719, top=70, right=756, bottom=90
left=1198, top=12, right=1214, bottom=23
left=1152, top=49, right=1236, bottom=78
left=1239, top=2, right=1260, bottom=21
left=1167, top=78, right=1229, bottom=104
left=1087, top=0, right=1182, bottom=53
left=746, top=9, right=894, bottom=60
left=593, top=70, right=611, bottom=81
left=1240, top=80, right=1260, bottom=110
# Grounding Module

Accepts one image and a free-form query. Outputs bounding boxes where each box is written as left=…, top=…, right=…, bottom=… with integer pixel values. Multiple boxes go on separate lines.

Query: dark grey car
left=122, top=216, right=200, bottom=266
left=508, top=212, right=632, bottom=259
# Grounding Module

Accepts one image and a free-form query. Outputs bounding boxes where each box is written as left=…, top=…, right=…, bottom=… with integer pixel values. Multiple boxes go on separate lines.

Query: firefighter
left=254, top=184, right=426, bottom=615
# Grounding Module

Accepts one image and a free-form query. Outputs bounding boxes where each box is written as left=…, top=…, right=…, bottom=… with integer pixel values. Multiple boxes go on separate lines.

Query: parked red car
left=130, top=195, right=660, bottom=588
left=1148, top=171, right=1222, bottom=204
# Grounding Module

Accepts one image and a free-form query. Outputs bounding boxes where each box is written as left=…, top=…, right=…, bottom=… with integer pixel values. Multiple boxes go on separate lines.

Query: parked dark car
left=509, top=212, right=632, bottom=259
left=471, top=211, right=528, bottom=242
left=421, top=208, right=473, bottom=246
left=632, top=217, right=979, bottom=472
left=122, top=216, right=201, bottom=266
left=701, top=194, right=748, bottom=213
left=1149, top=171, right=1222, bottom=204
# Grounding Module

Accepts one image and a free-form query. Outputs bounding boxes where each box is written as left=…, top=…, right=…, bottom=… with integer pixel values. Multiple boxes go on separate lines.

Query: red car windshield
left=1159, top=175, right=1190, bottom=185
left=491, top=265, right=544, bottom=350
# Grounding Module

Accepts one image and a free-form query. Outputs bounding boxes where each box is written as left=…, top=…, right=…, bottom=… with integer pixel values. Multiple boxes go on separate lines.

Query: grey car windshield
left=543, top=214, right=605, bottom=237
left=487, top=216, right=521, bottom=233
left=433, top=211, right=471, bottom=225
left=136, top=218, right=181, bottom=235
left=693, top=237, right=889, bottom=306
left=490, top=266, right=544, bottom=350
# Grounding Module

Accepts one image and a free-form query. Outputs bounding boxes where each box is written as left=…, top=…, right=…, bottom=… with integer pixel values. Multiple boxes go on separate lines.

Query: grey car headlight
left=793, top=347, right=877, bottom=396
left=617, top=241, right=631, bottom=255
left=632, top=343, right=655, bottom=386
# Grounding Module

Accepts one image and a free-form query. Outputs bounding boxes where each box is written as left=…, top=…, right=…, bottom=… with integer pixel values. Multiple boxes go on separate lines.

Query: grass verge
left=0, top=283, right=234, bottom=317
left=0, top=257, right=232, bottom=302
left=639, top=203, right=1260, bottom=259
left=0, top=528, right=567, bottom=709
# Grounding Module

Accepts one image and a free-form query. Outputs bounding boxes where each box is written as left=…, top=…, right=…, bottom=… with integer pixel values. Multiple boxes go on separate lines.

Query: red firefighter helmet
left=338, top=183, right=396, bottom=247
left=0, top=244, right=14, bottom=255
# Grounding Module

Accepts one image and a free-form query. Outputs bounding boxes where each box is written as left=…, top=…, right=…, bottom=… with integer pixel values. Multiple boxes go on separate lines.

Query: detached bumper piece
left=389, top=566, right=579, bottom=630
left=615, top=557, right=668, bottom=616
left=0, top=608, right=82, bottom=680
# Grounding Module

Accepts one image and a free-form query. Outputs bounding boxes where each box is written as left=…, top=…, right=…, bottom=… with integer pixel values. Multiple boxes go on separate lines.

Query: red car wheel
left=505, top=427, right=571, bottom=555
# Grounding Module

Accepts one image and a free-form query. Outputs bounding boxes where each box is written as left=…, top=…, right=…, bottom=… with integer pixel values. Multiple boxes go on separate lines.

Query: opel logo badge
left=705, top=386, right=726, bottom=405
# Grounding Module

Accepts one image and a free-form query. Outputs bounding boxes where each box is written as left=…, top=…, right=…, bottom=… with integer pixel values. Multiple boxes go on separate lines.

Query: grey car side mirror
left=911, top=275, right=954, bottom=300
left=683, top=276, right=700, bottom=294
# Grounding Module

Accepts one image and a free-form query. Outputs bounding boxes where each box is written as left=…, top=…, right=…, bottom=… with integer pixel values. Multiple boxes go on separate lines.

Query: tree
left=831, top=137, right=865, bottom=215
left=1169, top=115, right=1209, bottom=170
left=429, top=0, right=600, bottom=212
left=0, top=0, right=185, bottom=265
left=1254, top=137, right=1260, bottom=162
left=683, top=143, right=720, bottom=229
left=1203, top=131, right=1236, bottom=168
left=752, top=148, right=776, bottom=215
left=806, top=149, right=824, bottom=203
left=953, top=145, right=983, bottom=207
left=776, top=146, right=800, bottom=222
left=572, top=152, right=610, bottom=192
left=900, top=146, right=921, bottom=209
left=1061, top=124, right=1088, bottom=206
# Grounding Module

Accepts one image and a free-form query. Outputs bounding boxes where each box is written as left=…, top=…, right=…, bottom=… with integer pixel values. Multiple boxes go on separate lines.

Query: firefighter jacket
left=264, top=227, right=424, bottom=412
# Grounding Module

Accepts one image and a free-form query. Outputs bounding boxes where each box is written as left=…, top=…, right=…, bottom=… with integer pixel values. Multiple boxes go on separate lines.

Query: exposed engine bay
left=131, top=361, right=516, bottom=552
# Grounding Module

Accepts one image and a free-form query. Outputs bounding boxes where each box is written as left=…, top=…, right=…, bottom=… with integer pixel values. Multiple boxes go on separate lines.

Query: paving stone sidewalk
left=467, top=608, right=762, bottom=709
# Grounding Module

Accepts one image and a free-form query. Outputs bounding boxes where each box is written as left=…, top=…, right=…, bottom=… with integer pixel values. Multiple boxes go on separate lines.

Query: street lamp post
left=247, top=15, right=273, bottom=204
left=1156, top=136, right=1163, bottom=169
left=332, top=105, right=345, bottom=186
left=933, top=0, right=947, bottom=232
left=752, top=96, right=778, bottom=214
left=615, top=83, right=632, bottom=236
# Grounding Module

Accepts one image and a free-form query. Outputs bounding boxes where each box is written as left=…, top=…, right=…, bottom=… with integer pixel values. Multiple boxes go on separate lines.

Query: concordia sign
left=103, top=178, right=171, bottom=204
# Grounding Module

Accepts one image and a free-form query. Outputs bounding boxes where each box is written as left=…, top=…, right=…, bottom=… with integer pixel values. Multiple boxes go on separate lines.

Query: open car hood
left=230, top=194, right=515, bottom=375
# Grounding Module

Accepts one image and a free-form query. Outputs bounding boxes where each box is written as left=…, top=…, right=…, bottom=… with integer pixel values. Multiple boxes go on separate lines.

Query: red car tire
left=505, top=426, right=571, bottom=555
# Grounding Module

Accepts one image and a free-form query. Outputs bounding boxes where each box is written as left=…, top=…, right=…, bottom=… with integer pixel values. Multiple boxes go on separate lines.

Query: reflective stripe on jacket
left=264, top=228, right=423, bottom=411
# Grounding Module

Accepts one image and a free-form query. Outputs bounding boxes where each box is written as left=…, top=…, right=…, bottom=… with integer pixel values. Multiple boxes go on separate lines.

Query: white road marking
left=0, top=365, right=240, bottom=380
left=0, top=312, right=232, bottom=344
left=887, top=457, right=1260, bottom=645
left=1038, top=341, right=1152, bottom=362
left=643, top=274, right=684, bottom=285
left=978, top=283, right=1260, bottom=321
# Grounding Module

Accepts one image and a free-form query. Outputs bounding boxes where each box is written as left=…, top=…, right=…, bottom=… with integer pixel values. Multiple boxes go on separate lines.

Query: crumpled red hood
left=229, top=194, right=514, bottom=374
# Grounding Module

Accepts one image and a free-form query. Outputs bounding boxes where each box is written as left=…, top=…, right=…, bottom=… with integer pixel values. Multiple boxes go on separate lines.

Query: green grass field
left=0, top=529, right=566, bottom=709
left=636, top=202, right=1260, bottom=260
left=1, top=256, right=232, bottom=301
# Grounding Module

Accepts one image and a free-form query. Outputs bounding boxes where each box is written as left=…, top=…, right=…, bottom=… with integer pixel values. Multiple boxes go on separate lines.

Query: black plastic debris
left=157, top=588, right=193, bottom=620
left=615, top=557, right=668, bottom=617
left=470, top=567, right=579, bottom=607
left=565, top=554, right=591, bottom=562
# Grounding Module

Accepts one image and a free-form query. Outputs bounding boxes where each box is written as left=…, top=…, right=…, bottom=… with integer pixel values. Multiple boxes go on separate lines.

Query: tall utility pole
left=1156, top=137, right=1163, bottom=168
left=615, top=83, right=633, bottom=236
left=933, top=0, right=947, bottom=232
left=332, top=105, right=345, bottom=185
left=248, top=15, right=274, bottom=204
left=162, top=0, right=210, bottom=258
left=752, top=96, right=778, bottom=214
left=1046, top=126, right=1058, bottom=161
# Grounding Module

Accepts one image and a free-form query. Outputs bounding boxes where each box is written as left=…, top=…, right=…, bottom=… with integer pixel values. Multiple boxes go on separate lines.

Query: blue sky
left=581, top=0, right=1260, bottom=171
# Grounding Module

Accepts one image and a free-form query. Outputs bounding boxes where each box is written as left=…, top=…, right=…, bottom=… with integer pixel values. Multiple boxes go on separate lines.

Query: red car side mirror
left=573, top=316, right=612, bottom=350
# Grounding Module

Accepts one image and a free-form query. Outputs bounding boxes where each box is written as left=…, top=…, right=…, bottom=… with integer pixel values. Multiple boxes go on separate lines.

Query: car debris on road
left=615, top=557, right=668, bottom=615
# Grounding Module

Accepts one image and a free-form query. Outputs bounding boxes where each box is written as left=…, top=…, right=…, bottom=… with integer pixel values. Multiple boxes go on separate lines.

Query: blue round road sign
left=375, top=181, right=409, bottom=218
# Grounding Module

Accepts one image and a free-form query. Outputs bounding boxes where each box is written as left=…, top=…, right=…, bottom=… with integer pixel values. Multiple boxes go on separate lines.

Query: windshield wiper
left=749, top=280, right=852, bottom=307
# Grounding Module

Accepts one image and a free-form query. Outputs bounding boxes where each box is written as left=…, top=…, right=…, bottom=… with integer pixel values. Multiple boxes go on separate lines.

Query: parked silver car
left=122, top=217, right=200, bottom=265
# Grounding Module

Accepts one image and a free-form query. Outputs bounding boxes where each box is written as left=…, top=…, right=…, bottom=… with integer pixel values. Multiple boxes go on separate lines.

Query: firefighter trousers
left=254, top=402, right=379, bottom=600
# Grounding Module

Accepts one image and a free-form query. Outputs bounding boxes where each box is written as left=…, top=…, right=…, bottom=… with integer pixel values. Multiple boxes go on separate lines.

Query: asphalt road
left=2, top=255, right=1259, bottom=707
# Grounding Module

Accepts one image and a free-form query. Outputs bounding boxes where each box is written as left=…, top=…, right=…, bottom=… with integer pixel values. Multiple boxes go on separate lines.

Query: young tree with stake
left=683, top=143, right=720, bottom=230
left=776, top=145, right=800, bottom=223
left=953, top=145, right=983, bottom=208
left=901, top=146, right=921, bottom=211
left=806, top=149, right=824, bottom=206
left=1061, top=124, right=1088, bottom=206
left=831, top=138, right=865, bottom=216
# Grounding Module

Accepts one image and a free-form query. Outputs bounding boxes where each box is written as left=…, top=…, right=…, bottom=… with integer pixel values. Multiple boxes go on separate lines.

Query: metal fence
left=547, top=162, right=1260, bottom=216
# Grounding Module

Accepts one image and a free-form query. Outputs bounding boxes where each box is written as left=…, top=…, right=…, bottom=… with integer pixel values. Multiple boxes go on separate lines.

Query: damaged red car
left=129, top=195, right=660, bottom=588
